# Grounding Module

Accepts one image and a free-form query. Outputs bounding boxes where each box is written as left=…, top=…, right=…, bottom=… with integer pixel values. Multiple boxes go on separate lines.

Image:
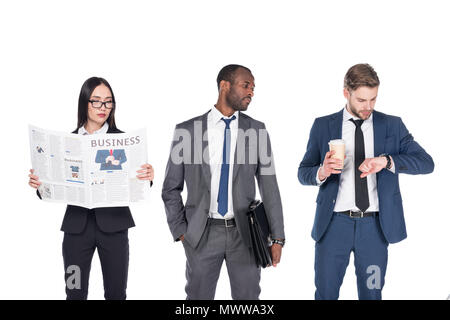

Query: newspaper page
left=29, top=125, right=150, bottom=208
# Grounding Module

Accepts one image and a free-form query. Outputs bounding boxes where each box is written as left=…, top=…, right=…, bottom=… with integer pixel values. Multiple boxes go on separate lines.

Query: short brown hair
left=344, top=63, right=380, bottom=91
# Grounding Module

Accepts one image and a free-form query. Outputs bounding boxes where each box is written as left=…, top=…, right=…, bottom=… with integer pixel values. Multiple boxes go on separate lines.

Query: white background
left=0, top=0, right=448, bottom=300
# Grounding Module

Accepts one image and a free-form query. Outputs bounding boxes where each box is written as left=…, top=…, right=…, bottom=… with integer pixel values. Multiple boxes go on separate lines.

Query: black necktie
left=350, top=119, right=369, bottom=212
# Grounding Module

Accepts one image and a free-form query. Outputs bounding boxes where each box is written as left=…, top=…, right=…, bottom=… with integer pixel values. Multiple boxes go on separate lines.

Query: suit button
left=333, top=199, right=336, bottom=203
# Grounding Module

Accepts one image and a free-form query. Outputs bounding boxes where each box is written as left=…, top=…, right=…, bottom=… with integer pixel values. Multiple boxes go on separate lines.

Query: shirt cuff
left=316, top=166, right=327, bottom=186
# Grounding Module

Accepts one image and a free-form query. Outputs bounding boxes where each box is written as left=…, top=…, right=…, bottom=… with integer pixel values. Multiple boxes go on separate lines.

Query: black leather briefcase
left=247, top=200, right=272, bottom=268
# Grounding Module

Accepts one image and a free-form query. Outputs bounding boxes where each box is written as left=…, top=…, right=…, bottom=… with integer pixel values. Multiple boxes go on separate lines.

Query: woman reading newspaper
left=27, top=77, right=154, bottom=300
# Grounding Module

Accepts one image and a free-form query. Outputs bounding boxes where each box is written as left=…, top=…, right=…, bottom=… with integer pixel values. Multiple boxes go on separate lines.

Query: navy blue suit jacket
left=298, top=109, right=434, bottom=244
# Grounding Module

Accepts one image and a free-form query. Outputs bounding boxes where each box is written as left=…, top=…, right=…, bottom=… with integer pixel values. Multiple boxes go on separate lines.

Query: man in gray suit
left=162, top=64, right=285, bottom=300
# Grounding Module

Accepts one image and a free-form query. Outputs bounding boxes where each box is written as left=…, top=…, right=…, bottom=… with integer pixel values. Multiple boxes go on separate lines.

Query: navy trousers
left=314, top=212, right=389, bottom=300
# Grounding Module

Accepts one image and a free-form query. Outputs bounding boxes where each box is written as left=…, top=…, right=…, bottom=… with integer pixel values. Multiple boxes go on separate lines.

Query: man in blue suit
left=95, top=149, right=127, bottom=170
left=298, top=64, right=434, bottom=300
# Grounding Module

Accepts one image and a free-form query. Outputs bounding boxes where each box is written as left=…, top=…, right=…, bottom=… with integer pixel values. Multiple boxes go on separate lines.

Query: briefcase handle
left=248, top=199, right=262, bottom=212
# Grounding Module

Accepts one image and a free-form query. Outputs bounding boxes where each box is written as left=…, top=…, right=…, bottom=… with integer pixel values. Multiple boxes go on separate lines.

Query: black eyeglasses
left=89, top=100, right=114, bottom=109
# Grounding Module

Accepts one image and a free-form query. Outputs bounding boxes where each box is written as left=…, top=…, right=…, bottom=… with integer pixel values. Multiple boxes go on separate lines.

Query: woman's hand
left=28, top=169, right=41, bottom=189
left=136, top=164, right=154, bottom=181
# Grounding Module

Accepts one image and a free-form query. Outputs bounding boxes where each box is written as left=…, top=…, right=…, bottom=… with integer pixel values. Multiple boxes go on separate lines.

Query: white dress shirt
left=317, top=107, right=395, bottom=212
left=207, top=106, right=239, bottom=219
left=78, top=122, right=109, bottom=135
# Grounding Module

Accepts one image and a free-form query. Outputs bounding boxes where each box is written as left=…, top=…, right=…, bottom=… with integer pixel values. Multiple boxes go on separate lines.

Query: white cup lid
left=328, top=139, right=345, bottom=145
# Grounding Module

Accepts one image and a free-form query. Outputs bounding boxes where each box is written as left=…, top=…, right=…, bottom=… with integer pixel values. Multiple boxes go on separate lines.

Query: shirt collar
left=78, top=122, right=109, bottom=135
left=343, top=105, right=373, bottom=124
left=211, top=105, right=239, bottom=125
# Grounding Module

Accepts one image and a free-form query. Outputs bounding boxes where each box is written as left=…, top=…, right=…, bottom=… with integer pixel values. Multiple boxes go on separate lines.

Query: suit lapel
left=329, top=109, right=344, bottom=141
left=233, top=112, right=250, bottom=181
left=199, top=111, right=212, bottom=190
left=106, top=126, right=118, bottom=134
left=373, top=111, right=386, bottom=158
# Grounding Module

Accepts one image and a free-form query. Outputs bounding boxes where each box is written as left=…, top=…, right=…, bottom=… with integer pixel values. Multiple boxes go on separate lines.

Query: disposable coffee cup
left=328, top=139, right=345, bottom=170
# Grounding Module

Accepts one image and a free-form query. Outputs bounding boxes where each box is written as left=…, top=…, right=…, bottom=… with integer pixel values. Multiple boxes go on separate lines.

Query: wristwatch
left=272, top=239, right=285, bottom=247
left=379, top=153, right=392, bottom=170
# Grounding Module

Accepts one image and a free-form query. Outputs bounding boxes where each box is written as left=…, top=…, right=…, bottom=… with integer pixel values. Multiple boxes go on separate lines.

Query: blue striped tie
left=217, top=115, right=236, bottom=216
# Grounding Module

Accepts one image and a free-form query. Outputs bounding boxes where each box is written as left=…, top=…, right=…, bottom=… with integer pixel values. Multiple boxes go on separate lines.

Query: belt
left=208, top=218, right=236, bottom=227
left=335, top=210, right=379, bottom=218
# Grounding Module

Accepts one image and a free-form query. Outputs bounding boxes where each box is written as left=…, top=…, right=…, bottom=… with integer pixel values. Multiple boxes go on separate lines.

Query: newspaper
left=29, top=125, right=150, bottom=209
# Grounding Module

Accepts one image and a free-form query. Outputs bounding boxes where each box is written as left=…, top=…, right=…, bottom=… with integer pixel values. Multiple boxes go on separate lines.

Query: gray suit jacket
left=162, top=110, right=285, bottom=249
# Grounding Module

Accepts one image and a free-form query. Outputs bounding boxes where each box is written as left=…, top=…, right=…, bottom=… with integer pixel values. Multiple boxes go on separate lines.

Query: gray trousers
left=182, top=219, right=261, bottom=300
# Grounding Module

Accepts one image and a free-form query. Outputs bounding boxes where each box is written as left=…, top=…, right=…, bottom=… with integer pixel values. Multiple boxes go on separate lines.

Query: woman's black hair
left=76, top=77, right=118, bottom=131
